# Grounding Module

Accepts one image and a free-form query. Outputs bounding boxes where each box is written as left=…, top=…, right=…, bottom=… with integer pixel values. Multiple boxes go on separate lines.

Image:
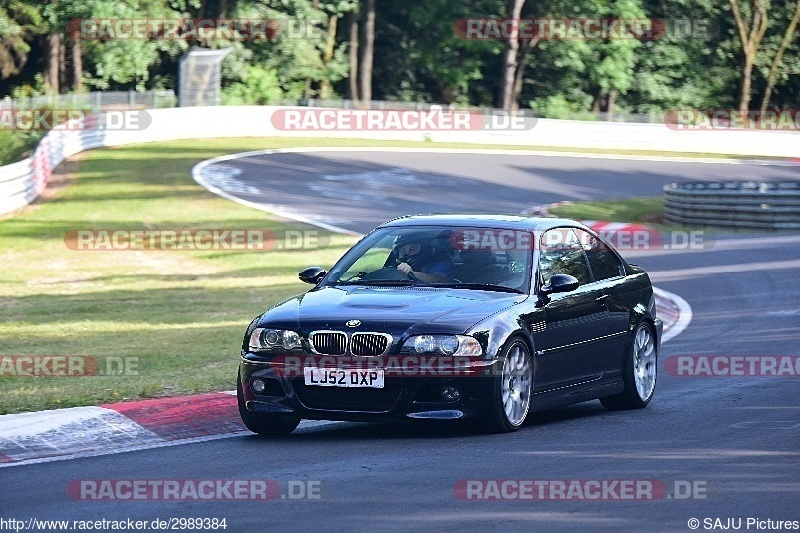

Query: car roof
left=378, top=214, right=587, bottom=233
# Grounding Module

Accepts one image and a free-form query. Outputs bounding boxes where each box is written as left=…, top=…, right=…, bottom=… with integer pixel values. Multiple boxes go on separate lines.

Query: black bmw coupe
left=238, top=215, right=662, bottom=434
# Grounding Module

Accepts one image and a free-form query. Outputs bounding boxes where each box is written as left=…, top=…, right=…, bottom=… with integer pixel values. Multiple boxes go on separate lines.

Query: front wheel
left=237, top=374, right=300, bottom=435
left=600, top=321, right=657, bottom=410
left=480, top=337, right=534, bottom=433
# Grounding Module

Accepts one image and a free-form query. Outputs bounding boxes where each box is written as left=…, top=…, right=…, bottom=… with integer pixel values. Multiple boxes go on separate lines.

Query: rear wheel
left=481, top=337, right=533, bottom=433
left=600, top=321, right=657, bottom=410
left=237, top=374, right=300, bottom=435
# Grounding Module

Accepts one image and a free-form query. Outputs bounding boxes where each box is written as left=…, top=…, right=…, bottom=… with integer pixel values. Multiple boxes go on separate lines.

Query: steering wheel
left=360, top=266, right=417, bottom=281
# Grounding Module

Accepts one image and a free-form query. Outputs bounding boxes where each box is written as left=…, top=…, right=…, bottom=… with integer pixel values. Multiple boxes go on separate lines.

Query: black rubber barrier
left=663, top=181, right=800, bottom=229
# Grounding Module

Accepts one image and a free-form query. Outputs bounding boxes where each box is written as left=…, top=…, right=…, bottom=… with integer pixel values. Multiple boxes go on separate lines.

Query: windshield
left=323, top=225, right=532, bottom=293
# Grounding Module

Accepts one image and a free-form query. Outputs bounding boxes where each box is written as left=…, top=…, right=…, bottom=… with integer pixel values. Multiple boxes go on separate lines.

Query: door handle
left=595, top=294, right=609, bottom=303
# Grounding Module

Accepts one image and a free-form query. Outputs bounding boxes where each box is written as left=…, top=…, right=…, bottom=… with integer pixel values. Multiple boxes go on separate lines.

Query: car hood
left=259, top=285, right=527, bottom=336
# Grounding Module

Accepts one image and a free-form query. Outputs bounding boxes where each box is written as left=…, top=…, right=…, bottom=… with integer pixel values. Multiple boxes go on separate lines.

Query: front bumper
left=239, top=352, right=501, bottom=423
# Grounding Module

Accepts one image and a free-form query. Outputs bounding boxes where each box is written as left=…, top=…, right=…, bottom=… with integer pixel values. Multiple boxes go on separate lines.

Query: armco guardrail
left=1, top=106, right=799, bottom=216
left=664, top=181, right=800, bottom=229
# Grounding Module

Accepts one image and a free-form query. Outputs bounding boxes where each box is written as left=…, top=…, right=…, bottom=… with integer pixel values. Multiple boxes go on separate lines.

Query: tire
left=480, top=337, right=534, bottom=433
left=600, top=321, right=657, bottom=410
left=237, top=374, right=301, bottom=435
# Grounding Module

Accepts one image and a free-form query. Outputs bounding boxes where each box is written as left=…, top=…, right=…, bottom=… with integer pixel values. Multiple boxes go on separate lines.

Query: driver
left=394, top=234, right=453, bottom=283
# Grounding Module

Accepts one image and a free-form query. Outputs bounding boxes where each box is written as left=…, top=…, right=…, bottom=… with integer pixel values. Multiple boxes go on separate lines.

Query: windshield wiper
left=438, top=283, right=525, bottom=294
left=334, top=279, right=419, bottom=286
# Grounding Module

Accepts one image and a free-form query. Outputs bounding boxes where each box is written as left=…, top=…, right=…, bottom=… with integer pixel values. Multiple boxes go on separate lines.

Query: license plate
left=303, top=367, right=384, bottom=388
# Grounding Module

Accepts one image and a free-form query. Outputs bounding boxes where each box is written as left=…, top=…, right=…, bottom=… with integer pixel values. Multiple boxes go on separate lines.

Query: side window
left=574, top=229, right=623, bottom=281
left=539, top=228, right=592, bottom=286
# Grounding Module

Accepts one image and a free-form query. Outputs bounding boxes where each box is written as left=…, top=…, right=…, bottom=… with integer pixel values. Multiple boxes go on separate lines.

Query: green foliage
left=9, top=73, right=57, bottom=100
left=221, top=65, right=285, bottom=104
left=225, top=0, right=354, bottom=99
left=0, top=0, right=43, bottom=80
left=0, top=128, right=44, bottom=166
left=532, top=94, right=597, bottom=120
left=2, top=0, right=799, bottom=115
left=0, top=75, right=58, bottom=165
left=39, top=0, right=188, bottom=90
left=375, top=1, right=504, bottom=104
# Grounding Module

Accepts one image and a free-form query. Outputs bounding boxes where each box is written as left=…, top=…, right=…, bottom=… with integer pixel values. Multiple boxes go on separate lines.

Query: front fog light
left=251, top=378, right=266, bottom=394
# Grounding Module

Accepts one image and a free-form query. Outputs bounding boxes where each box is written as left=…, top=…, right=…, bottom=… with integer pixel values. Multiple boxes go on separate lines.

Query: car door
left=534, top=227, right=611, bottom=388
left=575, top=228, right=630, bottom=375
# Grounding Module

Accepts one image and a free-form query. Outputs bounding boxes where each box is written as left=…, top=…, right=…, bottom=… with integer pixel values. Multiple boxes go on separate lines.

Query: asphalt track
left=2, top=151, right=799, bottom=532
left=194, top=149, right=800, bottom=233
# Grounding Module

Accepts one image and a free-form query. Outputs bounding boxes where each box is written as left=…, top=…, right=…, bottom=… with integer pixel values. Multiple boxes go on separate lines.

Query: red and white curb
left=581, top=220, right=653, bottom=235
left=0, top=392, right=338, bottom=468
left=654, top=287, right=692, bottom=343
left=0, top=393, right=242, bottom=467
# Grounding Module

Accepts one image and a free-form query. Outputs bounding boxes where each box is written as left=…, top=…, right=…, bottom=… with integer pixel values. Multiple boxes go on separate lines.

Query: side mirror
left=299, top=266, right=327, bottom=285
left=540, top=273, right=579, bottom=296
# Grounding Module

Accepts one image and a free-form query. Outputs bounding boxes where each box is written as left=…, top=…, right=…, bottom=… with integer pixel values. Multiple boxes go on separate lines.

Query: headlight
left=400, top=335, right=483, bottom=357
left=249, top=328, right=303, bottom=351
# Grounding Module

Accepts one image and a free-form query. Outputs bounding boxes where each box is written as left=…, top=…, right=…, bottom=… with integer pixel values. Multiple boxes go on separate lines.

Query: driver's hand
left=397, top=262, right=413, bottom=275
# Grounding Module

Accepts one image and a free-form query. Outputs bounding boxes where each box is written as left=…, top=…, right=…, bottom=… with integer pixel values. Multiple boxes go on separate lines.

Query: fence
left=1, top=105, right=799, bottom=216
left=0, top=90, right=176, bottom=111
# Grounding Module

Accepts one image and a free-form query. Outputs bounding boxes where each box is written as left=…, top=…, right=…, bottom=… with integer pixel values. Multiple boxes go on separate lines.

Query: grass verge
left=548, top=197, right=665, bottom=225
left=1, top=137, right=382, bottom=414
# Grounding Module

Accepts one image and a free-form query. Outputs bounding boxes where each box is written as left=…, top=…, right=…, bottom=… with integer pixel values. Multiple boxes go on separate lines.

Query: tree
left=2, top=0, right=796, bottom=116
left=623, top=0, right=736, bottom=115
left=585, top=0, right=647, bottom=119
left=0, top=1, right=43, bottom=83
left=226, top=0, right=352, bottom=102
left=347, top=1, right=359, bottom=101
left=760, top=0, right=800, bottom=111
left=370, top=0, right=503, bottom=105
left=359, top=0, right=375, bottom=104
left=40, top=0, right=188, bottom=92
left=727, top=0, right=769, bottom=113
left=499, top=0, right=526, bottom=110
